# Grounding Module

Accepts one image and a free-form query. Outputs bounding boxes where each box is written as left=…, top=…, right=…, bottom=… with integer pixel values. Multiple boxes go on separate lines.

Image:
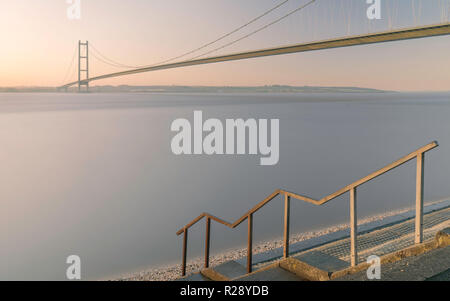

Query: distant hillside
left=0, top=87, right=56, bottom=93
left=0, top=85, right=389, bottom=93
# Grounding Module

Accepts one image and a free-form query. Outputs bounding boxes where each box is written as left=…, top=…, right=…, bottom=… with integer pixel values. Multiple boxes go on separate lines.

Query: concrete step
left=294, top=251, right=349, bottom=273
left=234, top=267, right=305, bottom=281
left=201, top=261, right=248, bottom=281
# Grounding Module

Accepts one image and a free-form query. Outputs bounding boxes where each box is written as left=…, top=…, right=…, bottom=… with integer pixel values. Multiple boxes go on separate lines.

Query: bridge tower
left=78, top=40, right=89, bottom=93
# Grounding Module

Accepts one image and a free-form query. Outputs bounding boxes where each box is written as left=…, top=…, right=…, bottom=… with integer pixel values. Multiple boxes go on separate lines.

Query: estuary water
left=1, top=92, right=449, bottom=280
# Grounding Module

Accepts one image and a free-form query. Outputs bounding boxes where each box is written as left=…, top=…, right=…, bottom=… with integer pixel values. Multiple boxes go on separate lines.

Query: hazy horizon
left=2, top=84, right=450, bottom=93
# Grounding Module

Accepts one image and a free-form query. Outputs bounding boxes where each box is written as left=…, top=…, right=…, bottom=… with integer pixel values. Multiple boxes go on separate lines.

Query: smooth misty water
left=1, top=92, right=449, bottom=280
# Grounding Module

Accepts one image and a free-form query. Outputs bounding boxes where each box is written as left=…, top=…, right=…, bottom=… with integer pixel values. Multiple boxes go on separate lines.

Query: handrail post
left=205, top=217, right=211, bottom=268
left=247, top=214, right=253, bottom=273
left=350, top=187, right=358, bottom=267
left=283, top=194, right=291, bottom=258
left=182, top=229, right=188, bottom=276
left=415, top=153, right=425, bottom=244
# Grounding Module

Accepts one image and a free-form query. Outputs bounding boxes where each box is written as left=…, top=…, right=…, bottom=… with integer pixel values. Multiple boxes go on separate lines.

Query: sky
left=0, top=0, right=450, bottom=91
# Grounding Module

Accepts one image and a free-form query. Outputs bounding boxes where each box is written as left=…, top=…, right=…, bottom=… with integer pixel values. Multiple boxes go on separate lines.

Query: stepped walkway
left=177, top=200, right=450, bottom=281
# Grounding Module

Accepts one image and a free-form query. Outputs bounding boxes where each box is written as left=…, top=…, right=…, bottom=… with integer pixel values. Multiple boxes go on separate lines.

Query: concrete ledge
left=200, top=268, right=230, bottom=281
left=332, top=228, right=450, bottom=280
left=436, top=228, right=450, bottom=247
left=279, top=257, right=330, bottom=281
left=334, top=245, right=450, bottom=281
left=235, top=266, right=304, bottom=281
left=232, top=262, right=281, bottom=281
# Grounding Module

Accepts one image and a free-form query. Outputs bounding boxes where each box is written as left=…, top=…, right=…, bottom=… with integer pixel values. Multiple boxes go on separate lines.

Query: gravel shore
left=115, top=201, right=444, bottom=281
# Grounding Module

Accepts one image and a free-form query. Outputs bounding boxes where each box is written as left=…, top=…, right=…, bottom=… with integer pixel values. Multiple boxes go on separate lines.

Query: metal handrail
left=176, top=141, right=438, bottom=276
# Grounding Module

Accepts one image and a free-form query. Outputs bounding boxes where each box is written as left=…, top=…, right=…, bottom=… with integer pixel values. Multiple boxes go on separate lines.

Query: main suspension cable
left=190, top=0, right=317, bottom=60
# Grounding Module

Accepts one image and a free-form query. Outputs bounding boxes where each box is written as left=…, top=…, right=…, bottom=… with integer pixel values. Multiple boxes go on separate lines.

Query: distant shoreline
left=0, top=85, right=390, bottom=94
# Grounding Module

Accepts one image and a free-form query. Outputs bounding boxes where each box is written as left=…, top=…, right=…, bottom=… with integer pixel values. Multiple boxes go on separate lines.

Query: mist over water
left=1, top=92, right=450, bottom=280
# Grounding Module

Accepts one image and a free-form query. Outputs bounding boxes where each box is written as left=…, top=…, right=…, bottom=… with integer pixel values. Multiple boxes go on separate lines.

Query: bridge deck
left=61, top=22, right=450, bottom=89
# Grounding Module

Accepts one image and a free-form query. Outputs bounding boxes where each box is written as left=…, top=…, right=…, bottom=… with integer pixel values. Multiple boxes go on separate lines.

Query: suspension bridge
left=58, top=0, right=450, bottom=92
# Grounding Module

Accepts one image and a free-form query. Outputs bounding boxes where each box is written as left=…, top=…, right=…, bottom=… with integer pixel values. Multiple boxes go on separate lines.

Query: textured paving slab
left=335, top=245, right=450, bottom=281
left=294, top=251, right=349, bottom=273
left=235, top=267, right=304, bottom=281
left=213, top=261, right=248, bottom=279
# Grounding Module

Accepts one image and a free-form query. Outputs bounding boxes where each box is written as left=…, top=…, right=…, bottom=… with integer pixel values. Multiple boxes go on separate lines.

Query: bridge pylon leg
left=78, top=40, right=89, bottom=93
